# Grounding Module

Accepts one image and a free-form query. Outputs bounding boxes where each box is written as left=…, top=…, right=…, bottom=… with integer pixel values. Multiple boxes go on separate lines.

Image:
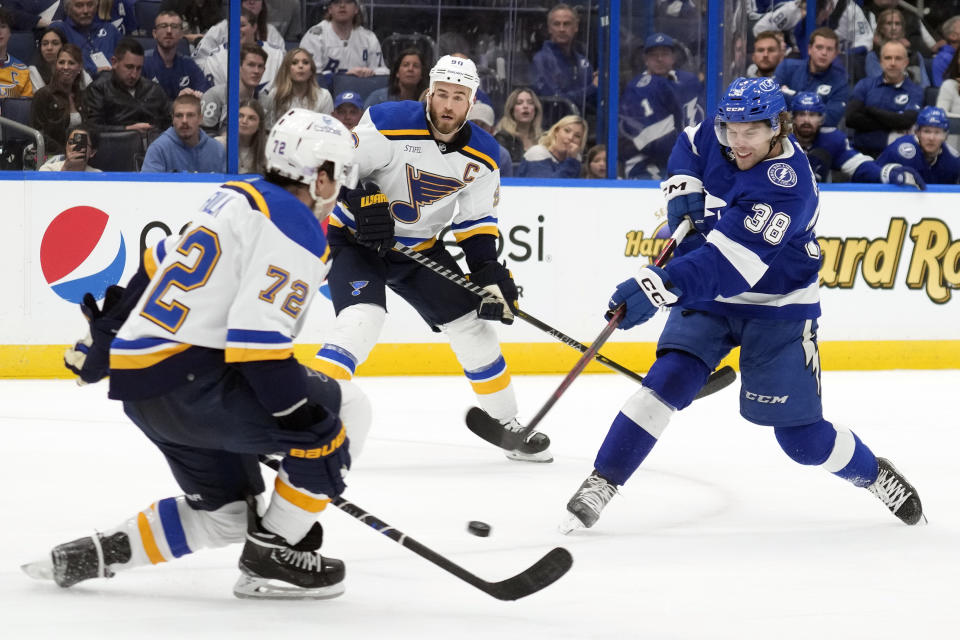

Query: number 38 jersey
left=662, top=123, right=822, bottom=320
left=109, top=178, right=330, bottom=400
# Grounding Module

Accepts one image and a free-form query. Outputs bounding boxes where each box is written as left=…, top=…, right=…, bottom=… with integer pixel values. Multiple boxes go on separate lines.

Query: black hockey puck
left=467, top=521, right=491, bottom=537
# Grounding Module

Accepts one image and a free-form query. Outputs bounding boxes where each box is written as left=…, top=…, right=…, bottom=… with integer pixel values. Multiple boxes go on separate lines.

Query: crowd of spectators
left=0, top=0, right=959, bottom=183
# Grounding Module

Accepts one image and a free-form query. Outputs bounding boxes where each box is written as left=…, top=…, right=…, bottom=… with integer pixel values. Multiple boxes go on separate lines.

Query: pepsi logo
left=40, top=205, right=126, bottom=304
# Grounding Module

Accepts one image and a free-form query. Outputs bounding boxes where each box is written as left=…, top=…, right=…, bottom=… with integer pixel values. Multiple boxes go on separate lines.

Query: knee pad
left=314, top=303, right=386, bottom=379
left=337, top=379, right=372, bottom=459
left=774, top=419, right=843, bottom=466
left=440, top=311, right=503, bottom=370
left=642, top=350, right=712, bottom=411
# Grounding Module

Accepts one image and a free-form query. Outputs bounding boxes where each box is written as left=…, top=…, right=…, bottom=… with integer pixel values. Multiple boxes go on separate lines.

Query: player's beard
left=428, top=104, right=466, bottom=136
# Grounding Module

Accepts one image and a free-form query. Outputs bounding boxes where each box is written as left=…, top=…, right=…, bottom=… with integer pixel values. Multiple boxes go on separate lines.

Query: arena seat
left=88, top=131, right=144, bottom=172
left=330, top=74, right=388, bottom=102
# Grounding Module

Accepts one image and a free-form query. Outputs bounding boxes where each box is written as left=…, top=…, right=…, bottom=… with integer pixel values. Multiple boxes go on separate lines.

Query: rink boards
left=2, top=174, right=958, bottom=377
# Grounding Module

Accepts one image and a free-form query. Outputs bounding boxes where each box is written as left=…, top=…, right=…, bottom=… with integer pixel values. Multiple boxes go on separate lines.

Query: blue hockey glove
left=470, top=260, right=518, bottom=324
left=661, top=174, right=711, bottom=234
left=273, top=403, right=351, bottom=498
left=605, top=266, right=682, bottom=330
left=882, top=164, right=926, bottom=191
left=63, top=286, right=126, bottom=384
left=345, top=182, right=395, bottom=256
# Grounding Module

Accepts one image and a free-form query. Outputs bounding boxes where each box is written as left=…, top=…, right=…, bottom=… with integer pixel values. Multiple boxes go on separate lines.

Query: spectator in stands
left=467, top=101, right=512, bottom=178
left=847, top=40, right=924, bottom=157
left=31, top=43, right=86, bottom=156
left=51, top=0, right=121, bottom=77
left=747, top=30, right=786, bottom=78
left=774, top=27, right=849, bottom=127
left=1, top=0, right=58, bottom=31
left=495, top=87, right=543, bottom=163
left=331, top=91, right=362, bottom=129
left=936, top=47, right=960, bottom=150
left=143, top=10, right=210, bottom=101
left=29, top=26, right=91, bottom=90
left=261, top=48, right=332, bottom=128
left=582, top=144, right=606, bottom=179
left=754, top=0, right=873, bottom=57
left=85, top=37, right=171, bottom=133
left=531, top=3, right=596, bottom=114
left=200, top=43, right=266, bottom=134
left=142, top=93, right=225, bottom=172
left=160, top=0, right=222, bottom=45
left=38, top=122, right=101, bottom=171
left=924, top=2, right=960, bottom=44
left=0, top=8, right=33, bottom=97
left=214, top=98, right=266, bottom=174
left=863, top=0, right=934, bottom=57
left=864, top=9, right=929, bottom=87
left=266, top=0, right=302, bottom=41
left=877, top=106, right=960, bottom=184
left=96, top=0, right=137, bottom=36
left=932, top=16, right=960, bottom=88
left=299, top=0, right=388, bottom=85
left=200, top=9, right=283, bottom=90
left=791, top=91, right=922, bottom=187
left=516, top=114, right=586, bottom=179
left=195, top=0, right=283, bottom=58
left=363, top=47, right=427, bottom=110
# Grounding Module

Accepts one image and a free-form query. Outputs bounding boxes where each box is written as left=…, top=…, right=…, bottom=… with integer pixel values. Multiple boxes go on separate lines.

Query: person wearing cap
left=314, top=54, right=553, bottom=463
left=877, top=106, right=960, bottom=184
left=531, top=3, right=596, bottom=115
left=619, top=32, right=702, bottom=180
left=331, top=90, right=364, bottom=129
left=468, top=101, right=513, bottom=177
left=773, top=27, right=850, bottom=127
left=792, top=91, right=922, bottom=187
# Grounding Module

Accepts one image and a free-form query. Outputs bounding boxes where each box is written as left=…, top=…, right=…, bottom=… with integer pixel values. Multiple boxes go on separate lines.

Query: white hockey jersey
left=194, top=19, right=285, bottom=59
left=200, top=40, right=285, bottom=91
left=328, top=100, right=502, bottom=251
left=109, top=178, right=331, bottom=400
left=299, top=21, right=388, bottom=78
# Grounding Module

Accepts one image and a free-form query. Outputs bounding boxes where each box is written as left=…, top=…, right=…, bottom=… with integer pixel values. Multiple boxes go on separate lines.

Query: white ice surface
left=1, top=371, right=958, bottom=639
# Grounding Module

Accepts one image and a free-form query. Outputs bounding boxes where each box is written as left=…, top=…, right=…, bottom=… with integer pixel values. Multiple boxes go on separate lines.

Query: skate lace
left=501, top=418, right=525, bottom=433
left=279, top=547, right=321, bottom=572
left=868, top=469, right=912, bottom=514
left=575, top=475, right=618, bottom=513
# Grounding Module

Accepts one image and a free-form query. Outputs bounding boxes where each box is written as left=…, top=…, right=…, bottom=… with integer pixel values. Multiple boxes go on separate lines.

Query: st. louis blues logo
left=390, top=164, right=465, bottom=224
left=350, top=280, right=369, bottom=296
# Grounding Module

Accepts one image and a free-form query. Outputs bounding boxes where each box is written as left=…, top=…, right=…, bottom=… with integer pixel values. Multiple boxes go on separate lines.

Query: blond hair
left=496, top=88, right=544, bottom=142
left=539, top=114, right=588, bottom=156
left=271, top=48, right=320, bottom=115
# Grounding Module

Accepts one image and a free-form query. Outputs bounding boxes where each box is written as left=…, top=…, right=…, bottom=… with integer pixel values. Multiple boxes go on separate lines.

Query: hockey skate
left=21, top=532, right=132, bottom=588
left=501, top=418, right=554, bottom=463
left=234, top=520, right=345, bottom=600
left=867, top=457, right=925, bottom=525
left=559, top=471, right=619, bottom=534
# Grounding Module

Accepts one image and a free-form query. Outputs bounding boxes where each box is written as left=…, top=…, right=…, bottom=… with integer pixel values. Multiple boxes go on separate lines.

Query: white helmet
left=428, top=54, right=480, bottom=103
left=266, top=108, right=359, bottom=206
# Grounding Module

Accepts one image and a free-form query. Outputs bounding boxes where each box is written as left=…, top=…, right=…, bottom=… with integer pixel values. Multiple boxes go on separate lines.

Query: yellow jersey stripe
left=137, top=508, right=166, bottom=565
left=225, top=181, right=271, bottom=217
left=224, top=347, right=294, bottom=363
left=110, top=343, right=193, bottom=369
left=380, top=128, right=430, bottom=136
left=462, top=145, right=498, bottom=170
left=411, top=237, right=439, bottom=252
left=143, top=246, right=158, bottom=279
left=274, top=477, right=331, bottom=513
left=312, top=360, right=353, bottom=380
left=453, top=226, right=499, bottom=242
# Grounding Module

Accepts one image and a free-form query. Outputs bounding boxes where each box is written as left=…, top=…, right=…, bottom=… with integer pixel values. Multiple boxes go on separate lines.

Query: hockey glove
left=469, top=261, right=519, bottom=324
left=273, top=402, right=351, bottom=498
left=882, top=164, right=926, bottom=191
left=63, top=286, right=127, bottom=385
left=345, top=182, right=395, bottom=256
left=661, top=174, right=712, bottom=234
left=605, top=266, right=682, bottom=331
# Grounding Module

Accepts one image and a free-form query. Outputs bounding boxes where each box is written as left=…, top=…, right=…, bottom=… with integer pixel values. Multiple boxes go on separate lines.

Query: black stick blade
left=485, top=547, right=574, bottom=601
left=464, top=407, right=550, bottom=453
left=694, top=364, right=737, bottom=400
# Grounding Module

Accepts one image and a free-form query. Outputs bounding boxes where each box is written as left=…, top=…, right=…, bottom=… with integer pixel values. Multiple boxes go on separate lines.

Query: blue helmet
left=716, top=77, right=786, bottom=129
left=792, top=91, right=826, bottom=115
left=916, top=106, right=949, bottom=130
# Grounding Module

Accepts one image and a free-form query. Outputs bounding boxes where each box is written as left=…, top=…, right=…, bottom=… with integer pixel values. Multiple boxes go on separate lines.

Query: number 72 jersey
left=109, top=178, right=331, bottom=400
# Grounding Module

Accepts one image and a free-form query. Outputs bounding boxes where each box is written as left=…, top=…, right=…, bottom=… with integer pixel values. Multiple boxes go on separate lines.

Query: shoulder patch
left=637, top=73, right=652, bottom=88
left=894, top=93, right=909, bottom=106
left=897, top=142, right=916, bottom=159
left=767, top=162, right=798, bottom=188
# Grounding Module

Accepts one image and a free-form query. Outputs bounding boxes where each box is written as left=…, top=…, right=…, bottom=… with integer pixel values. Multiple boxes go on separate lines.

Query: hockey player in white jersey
left=313, top=54, right=551, bottom=462
left=560, top=77, right=924, bottom=532
left=23, top=110, right=371, bottom=599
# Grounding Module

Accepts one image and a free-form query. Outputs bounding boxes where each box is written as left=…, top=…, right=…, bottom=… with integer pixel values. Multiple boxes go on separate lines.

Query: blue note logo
left=349, top=280, right=369, bottom=296
left=766, top=162, right=797, bottom=188
left=390, top=164, right=465, bottom=224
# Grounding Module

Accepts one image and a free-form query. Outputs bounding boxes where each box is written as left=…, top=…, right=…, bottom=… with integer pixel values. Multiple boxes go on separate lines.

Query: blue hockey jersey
left=662, top=123, right=822, bottom=320
left=876, top=135, right=960, bottom=185
left=801, top=126, right=883, bottom=183
left=774, top=59, right=850, bottom=127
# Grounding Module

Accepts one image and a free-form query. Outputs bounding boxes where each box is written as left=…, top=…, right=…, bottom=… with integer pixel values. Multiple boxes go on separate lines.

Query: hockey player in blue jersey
left=792, top=91, right=924, bottom=188
left=23, top=110, right=373, bottom=600
left=877, top=106, right=960, bottom=185
left=561, top=77, right=924, bottom=533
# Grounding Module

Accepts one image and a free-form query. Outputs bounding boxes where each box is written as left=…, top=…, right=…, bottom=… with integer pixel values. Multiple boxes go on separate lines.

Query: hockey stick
left=391, top=241, right=735, bottom=397
left=517, top=218, right=692, bottom=438
left=258, top=456, right=572, bottom=600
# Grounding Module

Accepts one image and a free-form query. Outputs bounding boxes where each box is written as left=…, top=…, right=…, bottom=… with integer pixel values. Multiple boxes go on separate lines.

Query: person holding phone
left=38, top=123, right=101, bottom=171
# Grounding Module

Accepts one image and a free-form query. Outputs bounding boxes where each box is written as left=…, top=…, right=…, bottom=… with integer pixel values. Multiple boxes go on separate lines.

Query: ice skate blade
left=558, top=512, right=586, bottom=535
left=21, top=559, right=54, bottom=581
left=505, top=448, right=554, bottom=463
left=233, top=572, right=345, bottom=600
